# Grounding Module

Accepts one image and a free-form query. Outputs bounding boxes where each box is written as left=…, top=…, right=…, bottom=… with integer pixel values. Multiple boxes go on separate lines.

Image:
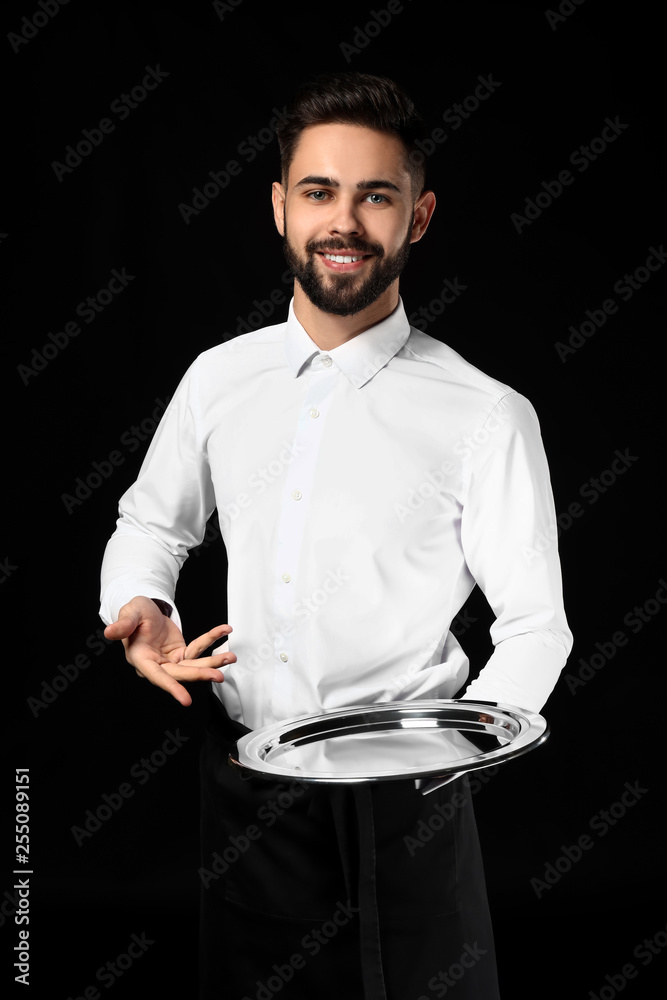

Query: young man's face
left=272, top=123, right=434, bottom=317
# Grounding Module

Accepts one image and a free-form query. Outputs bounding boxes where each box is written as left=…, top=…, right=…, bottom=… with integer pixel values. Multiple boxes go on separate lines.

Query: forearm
left=460, top=627, right=572, bottom=713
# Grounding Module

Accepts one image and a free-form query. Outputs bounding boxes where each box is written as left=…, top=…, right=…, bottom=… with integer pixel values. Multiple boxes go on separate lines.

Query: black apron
left=199, top=695, right=501, bottom=1000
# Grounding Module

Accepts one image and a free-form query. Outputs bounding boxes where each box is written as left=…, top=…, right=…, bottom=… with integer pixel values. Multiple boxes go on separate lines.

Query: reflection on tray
left=263, top=726, right=507, bottom=774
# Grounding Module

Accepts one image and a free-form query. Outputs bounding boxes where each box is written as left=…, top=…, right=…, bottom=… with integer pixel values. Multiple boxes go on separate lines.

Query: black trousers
left=199, top=696, right=501, bottom=1000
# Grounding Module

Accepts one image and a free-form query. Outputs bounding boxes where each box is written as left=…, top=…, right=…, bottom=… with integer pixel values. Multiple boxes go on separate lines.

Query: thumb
left=104, top=610, right=141, bottom=641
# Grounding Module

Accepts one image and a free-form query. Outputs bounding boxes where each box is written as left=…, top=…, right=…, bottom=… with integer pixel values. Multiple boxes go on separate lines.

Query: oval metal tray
left=228, top=699, right=548, bottom=784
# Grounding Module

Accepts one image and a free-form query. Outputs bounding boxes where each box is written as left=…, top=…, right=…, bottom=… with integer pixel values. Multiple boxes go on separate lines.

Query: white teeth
left=323, top=253, right=364, bottom=263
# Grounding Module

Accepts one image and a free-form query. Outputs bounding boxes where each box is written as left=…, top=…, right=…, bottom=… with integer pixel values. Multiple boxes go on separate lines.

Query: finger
left=137, top=657, right=229, bottom=685
left=183, top=624, right=233, bottom=660
left=178, top=651, right=236, bottom=672
left=105, top=613, right=140, bottom=641
left=134, top=660, right=194, bottom=707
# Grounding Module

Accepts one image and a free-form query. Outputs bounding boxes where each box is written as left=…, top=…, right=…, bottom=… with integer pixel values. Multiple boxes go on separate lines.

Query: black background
left=4, top=1, right=666, bottom=997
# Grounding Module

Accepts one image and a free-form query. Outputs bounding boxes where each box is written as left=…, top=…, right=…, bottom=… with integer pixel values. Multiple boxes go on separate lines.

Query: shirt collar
left=284, top=297, right=411, bottom=389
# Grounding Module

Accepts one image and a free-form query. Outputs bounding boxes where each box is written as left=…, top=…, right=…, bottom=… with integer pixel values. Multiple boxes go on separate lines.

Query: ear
left=272, top=181, right=286, bottom=236
left=410, top=189, right=436, bottom=244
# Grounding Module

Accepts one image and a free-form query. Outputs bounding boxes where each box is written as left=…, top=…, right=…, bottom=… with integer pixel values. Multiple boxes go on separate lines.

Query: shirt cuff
left=460, top=629, right=571, bottom=713
left=99, top=585, right=183, bottom=635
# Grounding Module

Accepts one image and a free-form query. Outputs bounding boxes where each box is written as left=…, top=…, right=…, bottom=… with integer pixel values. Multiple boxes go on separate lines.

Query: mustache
left=305, top=237, right=384, bottom=257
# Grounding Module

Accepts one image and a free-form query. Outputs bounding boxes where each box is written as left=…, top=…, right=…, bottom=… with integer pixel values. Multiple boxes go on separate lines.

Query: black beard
left=281, top=220, right=413, bottom=317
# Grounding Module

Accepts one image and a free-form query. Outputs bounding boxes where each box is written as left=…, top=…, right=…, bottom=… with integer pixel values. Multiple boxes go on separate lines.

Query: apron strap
left=353, top=785, right=388, bottom=1000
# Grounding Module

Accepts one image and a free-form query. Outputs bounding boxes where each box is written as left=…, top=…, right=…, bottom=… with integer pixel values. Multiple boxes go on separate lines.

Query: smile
left=316, top=251, right=373, bottom=273
left=322, top=253, right=365, bottom=263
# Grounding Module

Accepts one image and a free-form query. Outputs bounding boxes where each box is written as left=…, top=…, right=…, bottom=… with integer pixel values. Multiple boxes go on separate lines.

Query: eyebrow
left=293, top=175, right=402, bottom=193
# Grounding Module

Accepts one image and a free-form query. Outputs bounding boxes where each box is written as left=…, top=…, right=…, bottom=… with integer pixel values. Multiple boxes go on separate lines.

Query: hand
left=104, top=596, right=236, bottom=706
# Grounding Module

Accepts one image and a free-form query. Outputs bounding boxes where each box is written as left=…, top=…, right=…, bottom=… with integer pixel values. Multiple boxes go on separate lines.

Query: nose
left=327, top=196, right=363, bottom=238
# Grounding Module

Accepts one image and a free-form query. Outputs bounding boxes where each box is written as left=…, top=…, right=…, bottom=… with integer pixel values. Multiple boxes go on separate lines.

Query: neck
left=292, top=282, right=399, bottom=351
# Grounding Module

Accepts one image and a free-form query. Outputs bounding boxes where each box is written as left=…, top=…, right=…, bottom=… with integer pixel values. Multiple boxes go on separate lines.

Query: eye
left=307, top=190, right=329, bottom=201
left=365, top=193, right=388, bottom=204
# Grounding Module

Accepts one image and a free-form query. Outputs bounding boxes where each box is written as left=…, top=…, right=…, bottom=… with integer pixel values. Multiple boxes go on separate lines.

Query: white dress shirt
left=99, top=298, right=572, bottom=728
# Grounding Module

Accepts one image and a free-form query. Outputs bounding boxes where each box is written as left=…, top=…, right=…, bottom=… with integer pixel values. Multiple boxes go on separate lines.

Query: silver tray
left=228, top=700, right=548, bottom=792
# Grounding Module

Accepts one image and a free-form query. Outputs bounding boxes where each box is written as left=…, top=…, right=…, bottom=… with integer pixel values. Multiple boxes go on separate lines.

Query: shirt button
left=309, top=407, right=320, bottom=419
left=291, top=489, right=302, bottom=501
left=279, top=652, right=288, bottom=662
left=282, top=573, right=291, bottom=583
left=321, top=356, right=333, bottom=367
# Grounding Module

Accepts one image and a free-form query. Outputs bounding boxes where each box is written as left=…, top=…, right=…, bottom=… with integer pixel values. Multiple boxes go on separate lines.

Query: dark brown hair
left=276, top=72, right=428, bottom=196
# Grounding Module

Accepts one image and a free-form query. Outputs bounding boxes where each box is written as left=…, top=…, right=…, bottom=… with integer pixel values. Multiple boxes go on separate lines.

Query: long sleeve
left=99, top=362, right=215, bottom=632
left=97, top=304, right=573, bottom=729
left=457, top=391, right=572, bottom=712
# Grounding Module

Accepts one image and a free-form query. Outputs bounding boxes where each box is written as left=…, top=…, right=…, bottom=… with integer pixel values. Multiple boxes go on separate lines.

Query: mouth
left=316, top=251, right=374, bottom=273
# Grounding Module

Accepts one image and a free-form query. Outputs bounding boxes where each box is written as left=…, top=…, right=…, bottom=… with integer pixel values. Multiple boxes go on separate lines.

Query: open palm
left=104, top=596, right=236, bottom=706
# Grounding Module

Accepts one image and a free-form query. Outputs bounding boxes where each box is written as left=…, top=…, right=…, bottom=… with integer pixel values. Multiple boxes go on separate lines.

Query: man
left=100, top=72, right=572, bottom=999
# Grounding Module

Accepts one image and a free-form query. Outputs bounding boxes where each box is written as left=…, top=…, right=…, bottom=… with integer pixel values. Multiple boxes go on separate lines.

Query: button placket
left=269, top=361, right=338, bottom=718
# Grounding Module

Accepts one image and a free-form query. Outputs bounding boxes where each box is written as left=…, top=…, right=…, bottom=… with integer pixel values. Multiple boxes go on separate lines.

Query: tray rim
left=228, top=699, right=548, bottom=784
